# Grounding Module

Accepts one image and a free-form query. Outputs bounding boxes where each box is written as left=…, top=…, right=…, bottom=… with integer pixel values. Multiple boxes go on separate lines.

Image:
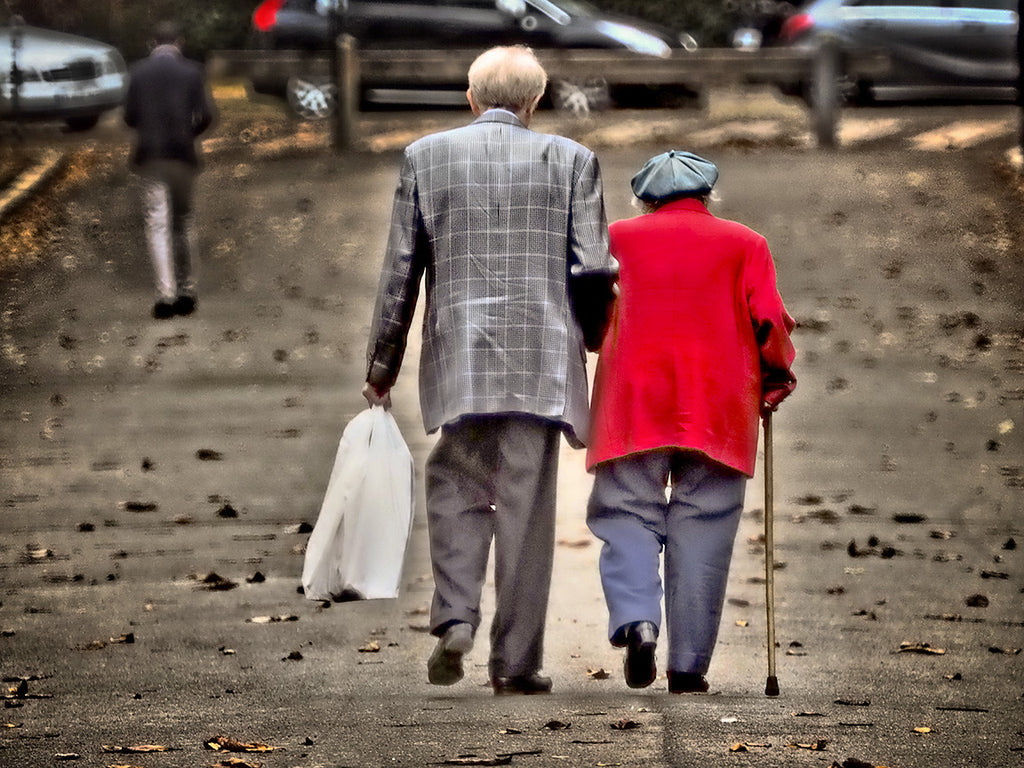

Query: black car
left=249, top=0, right=697, bottom=116
left=777, top=0, right=1019, bottom=103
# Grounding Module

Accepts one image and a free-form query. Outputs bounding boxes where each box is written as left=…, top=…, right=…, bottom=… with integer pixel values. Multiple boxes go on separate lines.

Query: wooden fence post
left=332, top=34, right=359, bottom=151
left=809, top=38, right=841, bottom=149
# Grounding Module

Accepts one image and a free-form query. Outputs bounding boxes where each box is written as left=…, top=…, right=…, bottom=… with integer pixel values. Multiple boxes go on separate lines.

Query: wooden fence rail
left=208, top=41, right=890, bottom=150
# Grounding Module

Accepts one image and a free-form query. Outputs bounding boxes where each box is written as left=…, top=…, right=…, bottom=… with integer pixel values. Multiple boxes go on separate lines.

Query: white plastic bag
left=302, top=407, right=414, bottom=601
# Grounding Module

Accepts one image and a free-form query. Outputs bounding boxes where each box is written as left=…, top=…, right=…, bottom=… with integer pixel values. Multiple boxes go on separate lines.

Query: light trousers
left=587, top=450, right=746, bottom=675
left=425, top=414, right=561, bottom=679
left=138, top=160, right=199, bottom=302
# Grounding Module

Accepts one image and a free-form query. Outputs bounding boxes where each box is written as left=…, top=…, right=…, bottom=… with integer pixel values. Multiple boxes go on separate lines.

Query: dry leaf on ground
left=789, top=740, right=828, bottom=750
left=204, top=736, right=278, bottom=753
left=102, top=745, right=173, bottom=754
left=897, top=642, right=945, bottom=655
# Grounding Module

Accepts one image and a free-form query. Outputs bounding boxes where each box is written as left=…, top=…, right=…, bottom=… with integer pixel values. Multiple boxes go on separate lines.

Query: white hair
left=468, top=46, right=548, bottom=112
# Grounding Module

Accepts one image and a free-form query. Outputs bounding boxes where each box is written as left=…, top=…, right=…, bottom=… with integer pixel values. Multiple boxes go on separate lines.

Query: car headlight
left=593, top=21, right=672, bottom=58
left=101, top=50, right=127, bottom=75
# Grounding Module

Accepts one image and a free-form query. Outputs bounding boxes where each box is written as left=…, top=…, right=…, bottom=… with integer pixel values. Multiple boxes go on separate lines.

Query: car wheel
left=286, top=75, right=337, bottom=120
left=550, top=78, right=611, bottom=116
left=65, top=114, right=100, bottom=132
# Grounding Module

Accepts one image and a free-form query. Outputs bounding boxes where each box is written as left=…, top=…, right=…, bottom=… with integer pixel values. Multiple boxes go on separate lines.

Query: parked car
left=0, top=17, right=128, bottom=131
left=248, top=0, right=698, bottom=117
left=777, top=0, right=1019, bottom=103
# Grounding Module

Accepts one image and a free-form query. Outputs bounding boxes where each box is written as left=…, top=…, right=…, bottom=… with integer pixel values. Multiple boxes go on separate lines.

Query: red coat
left=586, top=199, right=796, bottom=476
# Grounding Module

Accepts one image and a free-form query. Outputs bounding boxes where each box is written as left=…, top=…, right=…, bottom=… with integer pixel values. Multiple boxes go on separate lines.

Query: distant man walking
left=363, top=46, right=617, bottom=695
left=124, top=20, right=215, bottom=319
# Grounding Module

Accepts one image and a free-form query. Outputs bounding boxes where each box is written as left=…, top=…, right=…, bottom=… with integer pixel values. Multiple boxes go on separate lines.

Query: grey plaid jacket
left=366, top=110, right=617, bottom=447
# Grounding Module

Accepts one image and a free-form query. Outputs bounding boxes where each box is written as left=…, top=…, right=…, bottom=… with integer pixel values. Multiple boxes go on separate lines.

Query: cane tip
left=765, top=676, right=780, bottom=697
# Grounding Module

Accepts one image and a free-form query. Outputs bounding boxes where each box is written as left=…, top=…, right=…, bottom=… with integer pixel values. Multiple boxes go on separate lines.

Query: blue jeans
left=587, top=450, right=746, bottom=675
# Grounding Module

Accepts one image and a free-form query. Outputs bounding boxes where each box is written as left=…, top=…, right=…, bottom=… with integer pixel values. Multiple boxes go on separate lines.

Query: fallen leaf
left=54, top=754, right=81, bottom=761
left=912, top=726, right=933, bottom=734
left=735, top=620, right=749, bottom=627
left=358, top=641, right=381, bottom=653
left=441, top=757, right=511, bottom=766
left=498, top=728, right=522, bottom=735
left=211, top=760, right=263, bottom=768
left=196, top=449, right=224, bottom=461
left=988, top=646, right=1021, bottom=655
left=610, top=719, right=641, bottom=730
left=794, top=711, right=826, bottom=717
left=541, top=720, right=571, bottom=731
left=936, top=705, right=988, bottom=712
left=110, top=633, right=135, bottom=645
left=980, top=570, right=1009, bottom=579
left=102, top=745, right=173, bottom=754
left=789, top=740, right=828, bottom=751
left=204, top=736, right=278, bottom=753
left=831, top=759, right=876, bottom=768
left=587, top=668, right=610, bottom=680
left=246, top=615, right=298, bottom=624
left=283, top=650, right=303, bottom=661
left=897, top=642, right=945, bottom=655
left=834, top=698, right=871, bottom=707
left=892, top=513, right=927, bottom=524
left=965, top=594, right=989, bottom=607
left=729, top=742, right=770, bottom=753
left=194, top=573, right=238, bottom=591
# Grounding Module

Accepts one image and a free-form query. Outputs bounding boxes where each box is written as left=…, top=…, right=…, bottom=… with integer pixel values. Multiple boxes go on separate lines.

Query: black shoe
left=667, top=671, right=709, bottom=693
left=624, top=621, right=658, bottom=689
left=491, top=673, right=552, bottom=696
left=152, top=300, right=176, bottom=320
left=427, top=622, right=474, bottom=686
left=172, top=295, right=196, bottom=316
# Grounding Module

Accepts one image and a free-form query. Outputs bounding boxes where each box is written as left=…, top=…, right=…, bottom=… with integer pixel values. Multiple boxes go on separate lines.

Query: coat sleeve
left=191, top=64, right=216, bottom=137
left=567, top=151, right=618, bottom=352
left=746, top=239, right=797, bottom=410
left=365, top=151, right=428, bottom=391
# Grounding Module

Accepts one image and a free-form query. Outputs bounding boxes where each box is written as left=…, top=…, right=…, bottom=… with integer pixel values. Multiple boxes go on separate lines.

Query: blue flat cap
left=630, top=150, right=719, bottom=202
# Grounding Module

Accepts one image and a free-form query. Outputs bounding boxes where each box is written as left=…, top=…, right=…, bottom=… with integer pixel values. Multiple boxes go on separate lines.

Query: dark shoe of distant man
left=623, top=620, right=658, bottom=688
left=427, top=622, right=474, bottom=685
left=173, top=294, right=196, bottom=316
left=667, top=671, right=709, bottom=693
left=153, top=300, right=176, bottom=320
left=491, top=673, right=553, bottom=696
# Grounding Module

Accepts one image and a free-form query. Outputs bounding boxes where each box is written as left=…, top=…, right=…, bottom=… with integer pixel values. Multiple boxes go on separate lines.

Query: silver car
left=778, top=0, right=1019, bottom=102
left=1, top=18, right=128, bottom=131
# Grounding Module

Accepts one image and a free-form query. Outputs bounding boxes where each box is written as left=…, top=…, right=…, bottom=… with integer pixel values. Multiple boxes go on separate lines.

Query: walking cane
left=763, top=411, right=780, bottom=696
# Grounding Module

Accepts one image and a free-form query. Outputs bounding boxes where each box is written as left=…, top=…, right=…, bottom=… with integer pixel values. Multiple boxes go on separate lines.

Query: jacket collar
left=473, top=109, right=528, bottom=129
left=653, top=198, right=710, bottom=215
left=151, top=44, right=182, bottom=58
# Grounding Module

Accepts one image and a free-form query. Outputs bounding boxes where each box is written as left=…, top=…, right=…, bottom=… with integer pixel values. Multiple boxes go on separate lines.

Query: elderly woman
left=586, top=151, right=796, bottom=693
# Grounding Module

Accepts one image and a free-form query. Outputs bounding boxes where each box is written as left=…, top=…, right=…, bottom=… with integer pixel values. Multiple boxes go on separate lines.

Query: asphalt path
left=1, top=95, right=1022, bottom=767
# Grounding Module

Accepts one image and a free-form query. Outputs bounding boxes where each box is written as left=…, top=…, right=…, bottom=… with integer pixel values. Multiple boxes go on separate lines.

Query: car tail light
left=253, top=0, right=286, bottom=32
left=779, top=12, right=815, bottom=42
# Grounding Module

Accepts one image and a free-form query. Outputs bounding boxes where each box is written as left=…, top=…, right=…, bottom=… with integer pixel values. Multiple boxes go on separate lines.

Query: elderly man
left=363, top=46, right=617, bottom=695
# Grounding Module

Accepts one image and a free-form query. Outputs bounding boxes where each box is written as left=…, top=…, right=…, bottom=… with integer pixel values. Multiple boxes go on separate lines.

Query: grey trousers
left=136, top=160, right=199, bottom=302
left=425, top=414, right=561, bottom=679
left=587, top=450, right=746, bottom=675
